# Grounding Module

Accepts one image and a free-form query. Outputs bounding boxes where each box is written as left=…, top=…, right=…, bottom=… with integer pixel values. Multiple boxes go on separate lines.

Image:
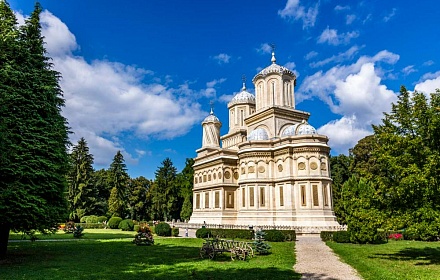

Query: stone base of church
left=188, top=209, right=340, bottom=230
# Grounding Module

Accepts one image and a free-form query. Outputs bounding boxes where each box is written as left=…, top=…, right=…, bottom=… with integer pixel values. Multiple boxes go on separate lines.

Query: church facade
left=188, top=52, right=339, bottom=228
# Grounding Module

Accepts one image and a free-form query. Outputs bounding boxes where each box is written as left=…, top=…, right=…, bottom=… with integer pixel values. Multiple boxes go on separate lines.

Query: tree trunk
left=0, top=223, right=10, bottom=258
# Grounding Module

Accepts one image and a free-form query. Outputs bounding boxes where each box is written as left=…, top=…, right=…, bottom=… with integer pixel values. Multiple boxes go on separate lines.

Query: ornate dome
left=202, top=109, right=220, bottom=124
left=228, top=83, right=256, bottom=106
left=252, top=51, right=296, bottom=81
left=247, top=128, right=269, bottom=141
left=282, top=120, right=317, bottom=136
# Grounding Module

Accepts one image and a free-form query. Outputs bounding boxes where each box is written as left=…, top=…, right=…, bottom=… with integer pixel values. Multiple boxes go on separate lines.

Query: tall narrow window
left=242, top=188, right=246, bottom=207
left=301, top=185, right=306, bottom=206
left=260, top=187, right=265, bottom=207
left=313, top=185, right=319, bottom=206
left=196, top=194, right=200, bottom=209
left=249, top=187, right=254, bottom=207
left=215, top=191, right=220, bottom=208
left=240, top=109, right=244, bottom=126
left=226, top=191, right=234, bottom=208
left=205, top=192, right=209, bottom=208
left=279, top=186, right=284, bottom=207
left=324, top=185, right=329, bottom=206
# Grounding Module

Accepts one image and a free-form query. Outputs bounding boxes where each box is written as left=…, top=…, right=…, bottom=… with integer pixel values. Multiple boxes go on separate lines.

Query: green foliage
left=320, top=231, right=334, bottom=242
left=133, top=223, right=154, bottom=245
left=333, top=231, right=351, bottom=243
left=97, top=216, right=107, bottom=223
left=154, top=222, right=171, bottom=236
left=177, top=158, right=194, bottom=221
left=73, top=226, right=84, bottom=238
left=330, top=154, right=353, bottom=224
left=67, top=138, right=97, bottom=222
left=196, top=227, right=212, bottom=238
left=107, top=217, right=123, bottom=229
left=253, top=230, right=271, bottom=254
left=85, top=215, right=99, bottom=224
left=64, top=221, right=75, bottom=234
left=172, top=227, right=179, bottom=237
left=264, top=230, right=285, bottom=242
left=107, top=151, right=130, bottom=217
left=80, top=216, right=88, bottom=223
left=209, top=229, right=254, bottom=239
left=0, top=1, right=70, bottom=256
left=151, top=158, right=179, bottom=221
left=133, top=225, right=140, bottom=232
left=127, top=176, right=151, bottom=221
left=118, top=219, right=134, bottom=231
left=73, top=223, right=105, bottom=229
left=180, top=194, right=193, bottom=222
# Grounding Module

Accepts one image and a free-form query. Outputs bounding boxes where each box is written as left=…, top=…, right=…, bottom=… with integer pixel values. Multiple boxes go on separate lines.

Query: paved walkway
left=294, top=235, right=362, bottom=280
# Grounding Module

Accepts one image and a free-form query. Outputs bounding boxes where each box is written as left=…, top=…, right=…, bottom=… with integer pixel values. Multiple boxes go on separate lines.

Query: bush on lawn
left=333, top=231, right=351, bottom=243
left=64, top=221, right=75, bottom=233
left=172, top=227, right=179, bottom=237
left=210, top=229, right=254, bottom=239
left=108, top=217, right=123, bottom=229
left=97, top=216, right=108, bottom=223
left=119, top=219, right=135, bottom=231
left=320, top=231, right=334, bottom=241
left=85, top=215, right=99, bottom=224
left=196, top=227, right=212, bottom=238
left=73, top=223, right=105, bottom=229
left=264, top=230, right=285, bottom=242
left=73, top=225, right=84, bottom=238
left=133, top=223, right=154, bottom=245
left=155, top=222, right=171, bottom=236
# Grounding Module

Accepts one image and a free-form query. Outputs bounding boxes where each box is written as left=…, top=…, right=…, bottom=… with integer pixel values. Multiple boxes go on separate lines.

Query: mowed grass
left=9, top=228, right=135, bottom=240
left=327, top=240, right=440, bottom=280
left=2, top=231, right=300, bottom=280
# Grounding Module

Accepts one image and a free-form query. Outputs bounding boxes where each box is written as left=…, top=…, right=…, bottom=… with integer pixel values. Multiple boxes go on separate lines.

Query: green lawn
left=2, top=232, right=300, bottom=280
left=9, top=228, right=135, bottom=240
left=327, top=240, right=440, bottom=280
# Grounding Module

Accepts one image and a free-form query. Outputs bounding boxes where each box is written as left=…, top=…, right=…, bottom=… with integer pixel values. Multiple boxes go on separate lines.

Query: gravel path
left=294, top=235, right=362, bottom=280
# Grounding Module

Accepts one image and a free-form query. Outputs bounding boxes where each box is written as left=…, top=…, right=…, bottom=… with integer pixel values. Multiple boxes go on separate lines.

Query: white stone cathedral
left=188, top=51, right=339, bottom=229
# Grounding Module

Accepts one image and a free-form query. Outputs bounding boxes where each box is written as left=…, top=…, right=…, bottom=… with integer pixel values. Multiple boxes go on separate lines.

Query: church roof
left=282, top=120, right=317, bottom=136
left=228, top=83, right=256, bottom=106
left=202, top=109, right=220, bottom=124
left=247, top=128, right=269, bottom=141
left=252, top=51, right=296, bottom=81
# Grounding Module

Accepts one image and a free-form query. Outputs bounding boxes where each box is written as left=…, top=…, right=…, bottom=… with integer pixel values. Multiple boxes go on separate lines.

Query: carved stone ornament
left=213, top=173, right=217, bottom=179
left=258, top=166, right=265, bottom=173
left=310, top=162, right=318, bottom=170
left=248, top=166, right=255, bottom=173
left=321, top=162, right=327, bottom=170
left=278, top=164, right=283, bottom=172
left=208, top=174, right=212, bottom=181
left=234, top=172, right=239, bottom=180
left=224, top=171, right=231, bottom=179
left=298, top=162, right=306, bottom=170
left=241, top=167, right=246, bottom=174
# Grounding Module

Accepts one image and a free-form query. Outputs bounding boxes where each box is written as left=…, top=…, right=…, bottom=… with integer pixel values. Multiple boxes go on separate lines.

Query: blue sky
left=9, top=0, right=440, bottom=179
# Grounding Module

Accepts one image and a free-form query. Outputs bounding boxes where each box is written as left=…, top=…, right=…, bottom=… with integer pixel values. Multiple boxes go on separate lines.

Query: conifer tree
left=107, top=151, right=129, bottom=217
left=152, top=158, right=177, bottom=220
left=67, top=138, right=96, bottom=221
left=0, top=2, right=69, bottom=256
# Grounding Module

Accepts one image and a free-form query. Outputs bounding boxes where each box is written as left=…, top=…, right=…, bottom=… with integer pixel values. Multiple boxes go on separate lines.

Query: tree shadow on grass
left=370, top=247, right=440, bottom=265
left=1, top=239, right=300, bottom=280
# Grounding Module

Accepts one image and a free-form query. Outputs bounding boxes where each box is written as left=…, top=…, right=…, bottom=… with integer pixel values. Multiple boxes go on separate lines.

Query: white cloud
left=423, top=60, right=434, bottom=66
left=28, top=10, right=208, bottom=166
left=305, top=51, right=318, bottom=60
left=299, top=51, right=400, bottom=154
left=278, top=0, right=319, bottom=29
left=401, top=65, right=416, bottom=76
left=256, top=43, right=272, bottom=54
left=383, top=8, right=397, bottom=22
left=415, top=71, right=440, bottom=94
left=284, top=61, right=296, bottom=69
left=212, top=53, right=231, bottom=64
left=317, top=27, right=359, bottom=46
left=334, top=5, right=350, bottom=12
left=309, top=45, right=360, bottom=68
left=346, top=14, right=356, bottom=25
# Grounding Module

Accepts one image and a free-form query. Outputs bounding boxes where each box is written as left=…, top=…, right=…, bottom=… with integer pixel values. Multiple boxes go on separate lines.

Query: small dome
left=202, top=109, right=220, bottom=124
left=252, top=51, right=296, bottom=82
left=228, top=83, right=256, bottom=106
left=248, top=128, right=269, bottom=141
left=282, top=120, right=317, bottom=136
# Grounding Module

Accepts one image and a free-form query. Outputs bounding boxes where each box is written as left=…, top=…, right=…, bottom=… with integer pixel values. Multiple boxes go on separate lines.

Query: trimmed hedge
left=97, top=216, right=107, bottom=223
left=196, top=228, right=212, bottom=238
left=320, top=231, right=334, bottom=242
left=72, top=223, right=106, bottom=229
left=333, top=231, right=351, bottom=243
left=155, top=222, right=171, bottom=236
left=264, top=230, right=285, bottom=242
left=119, top=219, right=134, bottom=231
left=172, top=227, right=179, bottom=237
left=210, top=229, right=254, bottom=239
left=108, top=217, right=123, bottom=229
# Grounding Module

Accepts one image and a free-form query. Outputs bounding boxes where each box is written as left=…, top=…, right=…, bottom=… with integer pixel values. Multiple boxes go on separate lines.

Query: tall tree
left=107, top=151, right=129, bottom=217
left=0, top=2, right=70, bottom=256
left=67, top=138, right=96, bottom=221
left=152, top=158, right=178, bottom=220
left=176, top=158, right=194, bottom=221
left=127, top=176, right=151, bottom=221
left=329, top=154, right=352, bottom=224
left=93, top=168, right=112, bottom=216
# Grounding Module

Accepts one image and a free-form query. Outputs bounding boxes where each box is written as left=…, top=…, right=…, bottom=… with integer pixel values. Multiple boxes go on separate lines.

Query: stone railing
left=170, top=221, right=347, bottom=234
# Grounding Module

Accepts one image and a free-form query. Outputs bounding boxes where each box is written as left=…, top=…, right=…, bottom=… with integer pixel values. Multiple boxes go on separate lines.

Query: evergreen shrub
left=172, top=227, right=179, bottom=237
left=133, top=225, right=140, bottom=232
left=73, top=226, right=84, bottom=238
left=253, top=230, right=271, bottom=254
left=333, top=231, right=351, bottom=243
left=80, top=216, right=88, bottom=223
left=210, top=229, right=254, bottom=239
left=85, top=215, right=99, bottom=224
left=264, top=230, right=285, bottom=242
left=155, top=222, right=171, bottom=236
left=196, top=227, right=212, bottom=238
left=74, top=223, right=105, bottom=229
left=320, top=231, right=334, bottom=241
left=282, top=230, right=296, bottom=241
left=108, top=217, right=123, bottom=229
left=97, top=216, right=107, bottom=223
left=119, top=219, right=135, bottom=231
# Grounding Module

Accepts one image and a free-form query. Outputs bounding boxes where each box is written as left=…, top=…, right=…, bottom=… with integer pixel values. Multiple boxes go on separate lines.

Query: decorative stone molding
left=224, top=171, right=231, bottom=179
left=298, top=162, right=306, bottom=170
left=248, top=166, right=255, bottom=173
left=278, top=164, right=283, bottom=172
left=310, top=162, right=318, bottom=170
left=258, top=166, right=265, bottom=173
left=233, top=172, right=239, bottom=180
